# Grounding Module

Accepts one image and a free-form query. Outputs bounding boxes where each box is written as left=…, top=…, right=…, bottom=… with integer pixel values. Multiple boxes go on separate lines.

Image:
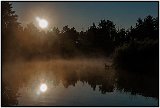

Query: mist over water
left=2, top=58, right=158, bottom=106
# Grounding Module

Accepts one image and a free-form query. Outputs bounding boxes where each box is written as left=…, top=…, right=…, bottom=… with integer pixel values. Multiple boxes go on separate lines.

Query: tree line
left=2, top=2, right=158, bottom=71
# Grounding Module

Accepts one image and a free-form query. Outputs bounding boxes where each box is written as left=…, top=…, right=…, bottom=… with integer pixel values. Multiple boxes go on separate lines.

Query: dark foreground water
left=2, top=59, right=158, bottom=106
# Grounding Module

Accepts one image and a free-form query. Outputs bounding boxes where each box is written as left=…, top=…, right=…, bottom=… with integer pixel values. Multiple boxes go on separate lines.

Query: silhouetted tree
left=2, top=2, right=22, bottom=61
left=2, top=2, right=158, bottom=63
left=46, top=27, right=61, bottom=56
left=97, top=20, right=117, bottom=55
left=113, top=16, right=159, bottom=75
left=115, top=28, right=126, bottom=46
left=128, top=15, right=158, bottom=41
left=59, top=26, right=79, bottom=57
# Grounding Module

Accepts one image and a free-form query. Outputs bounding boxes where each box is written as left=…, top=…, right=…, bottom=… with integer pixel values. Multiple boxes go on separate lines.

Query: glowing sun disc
left=40, top=83, right=47, bottom=92
left=36, top=17, right=48, bottom=29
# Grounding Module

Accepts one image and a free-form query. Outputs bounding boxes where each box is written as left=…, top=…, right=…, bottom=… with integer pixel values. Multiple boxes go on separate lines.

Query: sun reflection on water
left=36, top=83, right=48, bottom=95
left=40, top=83, right=47, bottom=92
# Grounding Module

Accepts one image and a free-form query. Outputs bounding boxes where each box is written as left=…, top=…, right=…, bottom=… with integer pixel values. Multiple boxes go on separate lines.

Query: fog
left=3, top=57, right=113, bottom=86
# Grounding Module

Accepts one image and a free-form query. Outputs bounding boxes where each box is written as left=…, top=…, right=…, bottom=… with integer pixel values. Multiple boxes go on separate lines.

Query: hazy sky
left=11, top=2, right=158, bottom=31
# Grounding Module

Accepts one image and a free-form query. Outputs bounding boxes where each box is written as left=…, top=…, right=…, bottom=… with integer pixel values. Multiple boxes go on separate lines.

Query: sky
left=11, top=2, right=158, bottom=31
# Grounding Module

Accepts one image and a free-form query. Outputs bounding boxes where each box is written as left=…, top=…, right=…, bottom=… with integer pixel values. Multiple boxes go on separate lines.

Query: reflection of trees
left=99, top=80, right=114, bottom=93
left=53, top=67, right=116, bottom=94
left=61, top=71, right=78, bottom=88
left=116, top=70, right=158, bottom=99
left=53, top=66, right=158, bottom=99
left=2, top=61, right=158, bottom=106
left=2, top=81, right=19, bottom=106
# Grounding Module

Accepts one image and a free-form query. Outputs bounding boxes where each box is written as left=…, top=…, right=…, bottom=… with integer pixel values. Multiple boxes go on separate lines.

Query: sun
left=36, top=17, right=48, bottom=29
left=39, top=19, right=48, bottom=28
left=40, top=83, right=47, bottom=92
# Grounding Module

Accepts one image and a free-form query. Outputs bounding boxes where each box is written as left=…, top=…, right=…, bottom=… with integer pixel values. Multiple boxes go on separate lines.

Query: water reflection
left=2, top=81, right=19, bottom=106
left=40, top=83, right=48, bottom=92
left=116, top=70, right=158, bottom=99
left=2, top=60, right=158, bottom=106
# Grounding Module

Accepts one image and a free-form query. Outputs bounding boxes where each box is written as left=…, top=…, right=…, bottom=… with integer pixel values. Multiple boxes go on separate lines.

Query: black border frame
left=1, top=1, right=159, bottom=107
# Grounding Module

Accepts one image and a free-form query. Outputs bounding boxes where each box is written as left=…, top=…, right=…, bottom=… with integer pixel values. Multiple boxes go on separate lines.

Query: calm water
left=2, top=59, right=158, bottom=106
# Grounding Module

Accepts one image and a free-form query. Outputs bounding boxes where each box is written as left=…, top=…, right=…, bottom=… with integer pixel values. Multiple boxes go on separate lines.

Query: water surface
left=2, top=59, right=158, bottom=106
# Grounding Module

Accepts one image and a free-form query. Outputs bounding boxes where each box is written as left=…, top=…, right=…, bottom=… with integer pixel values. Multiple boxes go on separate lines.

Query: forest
left=2, top=2, right=159, bottom=75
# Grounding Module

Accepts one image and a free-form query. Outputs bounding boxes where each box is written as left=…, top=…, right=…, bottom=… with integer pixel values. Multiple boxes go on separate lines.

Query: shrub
left=113, top=39, right=158, bottom=75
